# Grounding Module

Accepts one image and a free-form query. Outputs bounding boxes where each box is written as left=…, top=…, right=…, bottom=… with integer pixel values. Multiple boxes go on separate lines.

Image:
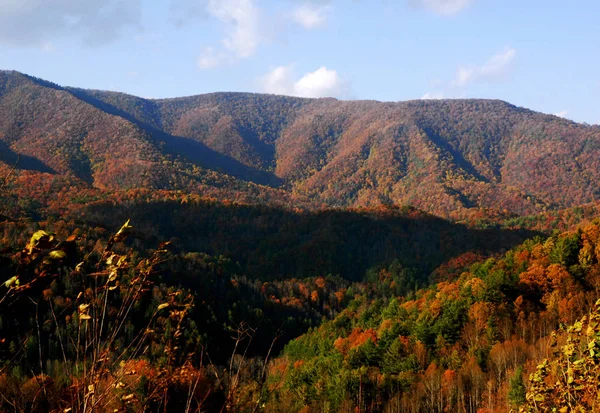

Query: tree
left=508, top=366, right=526, bottom=408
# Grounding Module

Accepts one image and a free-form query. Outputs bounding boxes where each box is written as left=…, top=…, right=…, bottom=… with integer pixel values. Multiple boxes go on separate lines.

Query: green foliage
left=265, top=221, right=600, bottom=412
left=549, top=232, right=581, bottom=267
left=508, top=366, right=526, bottom=407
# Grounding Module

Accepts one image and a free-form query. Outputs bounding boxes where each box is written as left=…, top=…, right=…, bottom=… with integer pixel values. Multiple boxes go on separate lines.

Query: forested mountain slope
left=0, top=71, right=305, bottom=216
left=264, top=219, right=600, bottom=412
left=1, top=201, right=599, bottom=412
left=2, top=70, right=600, bottom=219
left=4, top=70, right=600, bottom=413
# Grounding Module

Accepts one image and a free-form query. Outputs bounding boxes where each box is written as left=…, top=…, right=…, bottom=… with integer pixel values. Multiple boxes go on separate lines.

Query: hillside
left=2, top=71, right=600, bottom=219
left=3, top=70, right=600, bottom=412
left=0, top=71, right=309, bottom=218
left=262, top=219, right=600, bottom=412
left=1, top=200, right=598, bottom=412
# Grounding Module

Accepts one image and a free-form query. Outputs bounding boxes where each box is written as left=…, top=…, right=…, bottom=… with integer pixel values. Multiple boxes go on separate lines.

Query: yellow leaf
left=27, top=230, right=54, bottom=253
left=106, top=254, right=118, bottom=266
left=157, top=303, right=169, bottom=311
left=3, top=276, right=19, bottom=288
left=48, top=250, right=67, bottom=260
left=563, top=344, right=575, bottom=356
left=114, top=220, right=133, bottom=242
left=108, top=270, right=118, bottom=282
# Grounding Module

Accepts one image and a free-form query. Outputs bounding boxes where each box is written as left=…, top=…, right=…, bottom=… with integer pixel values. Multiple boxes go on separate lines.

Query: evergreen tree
left=508, top=366, right=526, bottom=408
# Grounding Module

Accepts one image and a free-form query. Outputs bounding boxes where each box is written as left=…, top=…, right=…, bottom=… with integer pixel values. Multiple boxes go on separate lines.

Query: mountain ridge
left=1, top=70, right=599, bottom=219
left=0, top=69, right=581, bottom=119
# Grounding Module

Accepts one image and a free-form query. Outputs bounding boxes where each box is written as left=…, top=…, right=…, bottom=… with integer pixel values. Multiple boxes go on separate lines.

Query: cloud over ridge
left=260, top=65, right=350, bottom=98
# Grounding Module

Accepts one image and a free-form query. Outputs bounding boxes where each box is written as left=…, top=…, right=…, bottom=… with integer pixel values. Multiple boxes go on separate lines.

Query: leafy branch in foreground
left=522, top=298, right=600, bottom=412
left=0, top=220, right=210, bottom=413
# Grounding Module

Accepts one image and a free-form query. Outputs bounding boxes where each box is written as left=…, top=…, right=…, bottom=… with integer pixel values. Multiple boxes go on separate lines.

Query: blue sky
left=0, top=0, right=598, bottom=123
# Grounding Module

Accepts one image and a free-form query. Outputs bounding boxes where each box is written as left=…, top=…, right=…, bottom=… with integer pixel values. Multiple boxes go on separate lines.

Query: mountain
left=0, top=71, right=309, bottom=217
left=3, top=70, right=600, bottom=413
left=2, top=70, right=600, bottom=219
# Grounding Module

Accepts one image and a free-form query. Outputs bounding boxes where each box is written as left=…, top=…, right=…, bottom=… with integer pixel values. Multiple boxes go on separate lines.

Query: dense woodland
left=267, top=221, right=600, bottom=412
left=2, top=71, right=600, bottom=412
left=3, top=70, right=600, bottom=219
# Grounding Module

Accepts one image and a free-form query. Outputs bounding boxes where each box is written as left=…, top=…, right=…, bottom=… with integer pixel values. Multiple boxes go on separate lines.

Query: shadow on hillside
left=79, top=201, right=545, bottom=360
left=419, top=126, right=491, bottom=184
left=83, top=201, right=543, bottom=282
left=0, top=141, right=56, bottom=174
left=66, top=89, right=282, bottom=187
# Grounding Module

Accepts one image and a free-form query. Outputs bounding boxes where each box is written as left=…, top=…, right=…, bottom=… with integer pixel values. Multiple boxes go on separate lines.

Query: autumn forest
left=2, top=70, right=600, bottom=412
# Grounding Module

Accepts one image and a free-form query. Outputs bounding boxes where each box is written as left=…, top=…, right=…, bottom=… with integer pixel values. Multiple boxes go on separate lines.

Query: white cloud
left=260, top=65, right=350, bottom=98
left=421, top=91, right=445, bottom=99
left=193, top=0, right=263, bottom=69
left=260, top=65, right=296, bottom=95
left=453, top=47, right=516, bottom=87
left=295, top=67, right=347, bottom=98
left=554, top=110, right=569, bottom=119
left=292, top=2, right=332, bottom=29
left=0, top=0, right=141, bottom=47
left=206, top=0, right=262, bottom=58
left=411, top=0, right=474, bottom=16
